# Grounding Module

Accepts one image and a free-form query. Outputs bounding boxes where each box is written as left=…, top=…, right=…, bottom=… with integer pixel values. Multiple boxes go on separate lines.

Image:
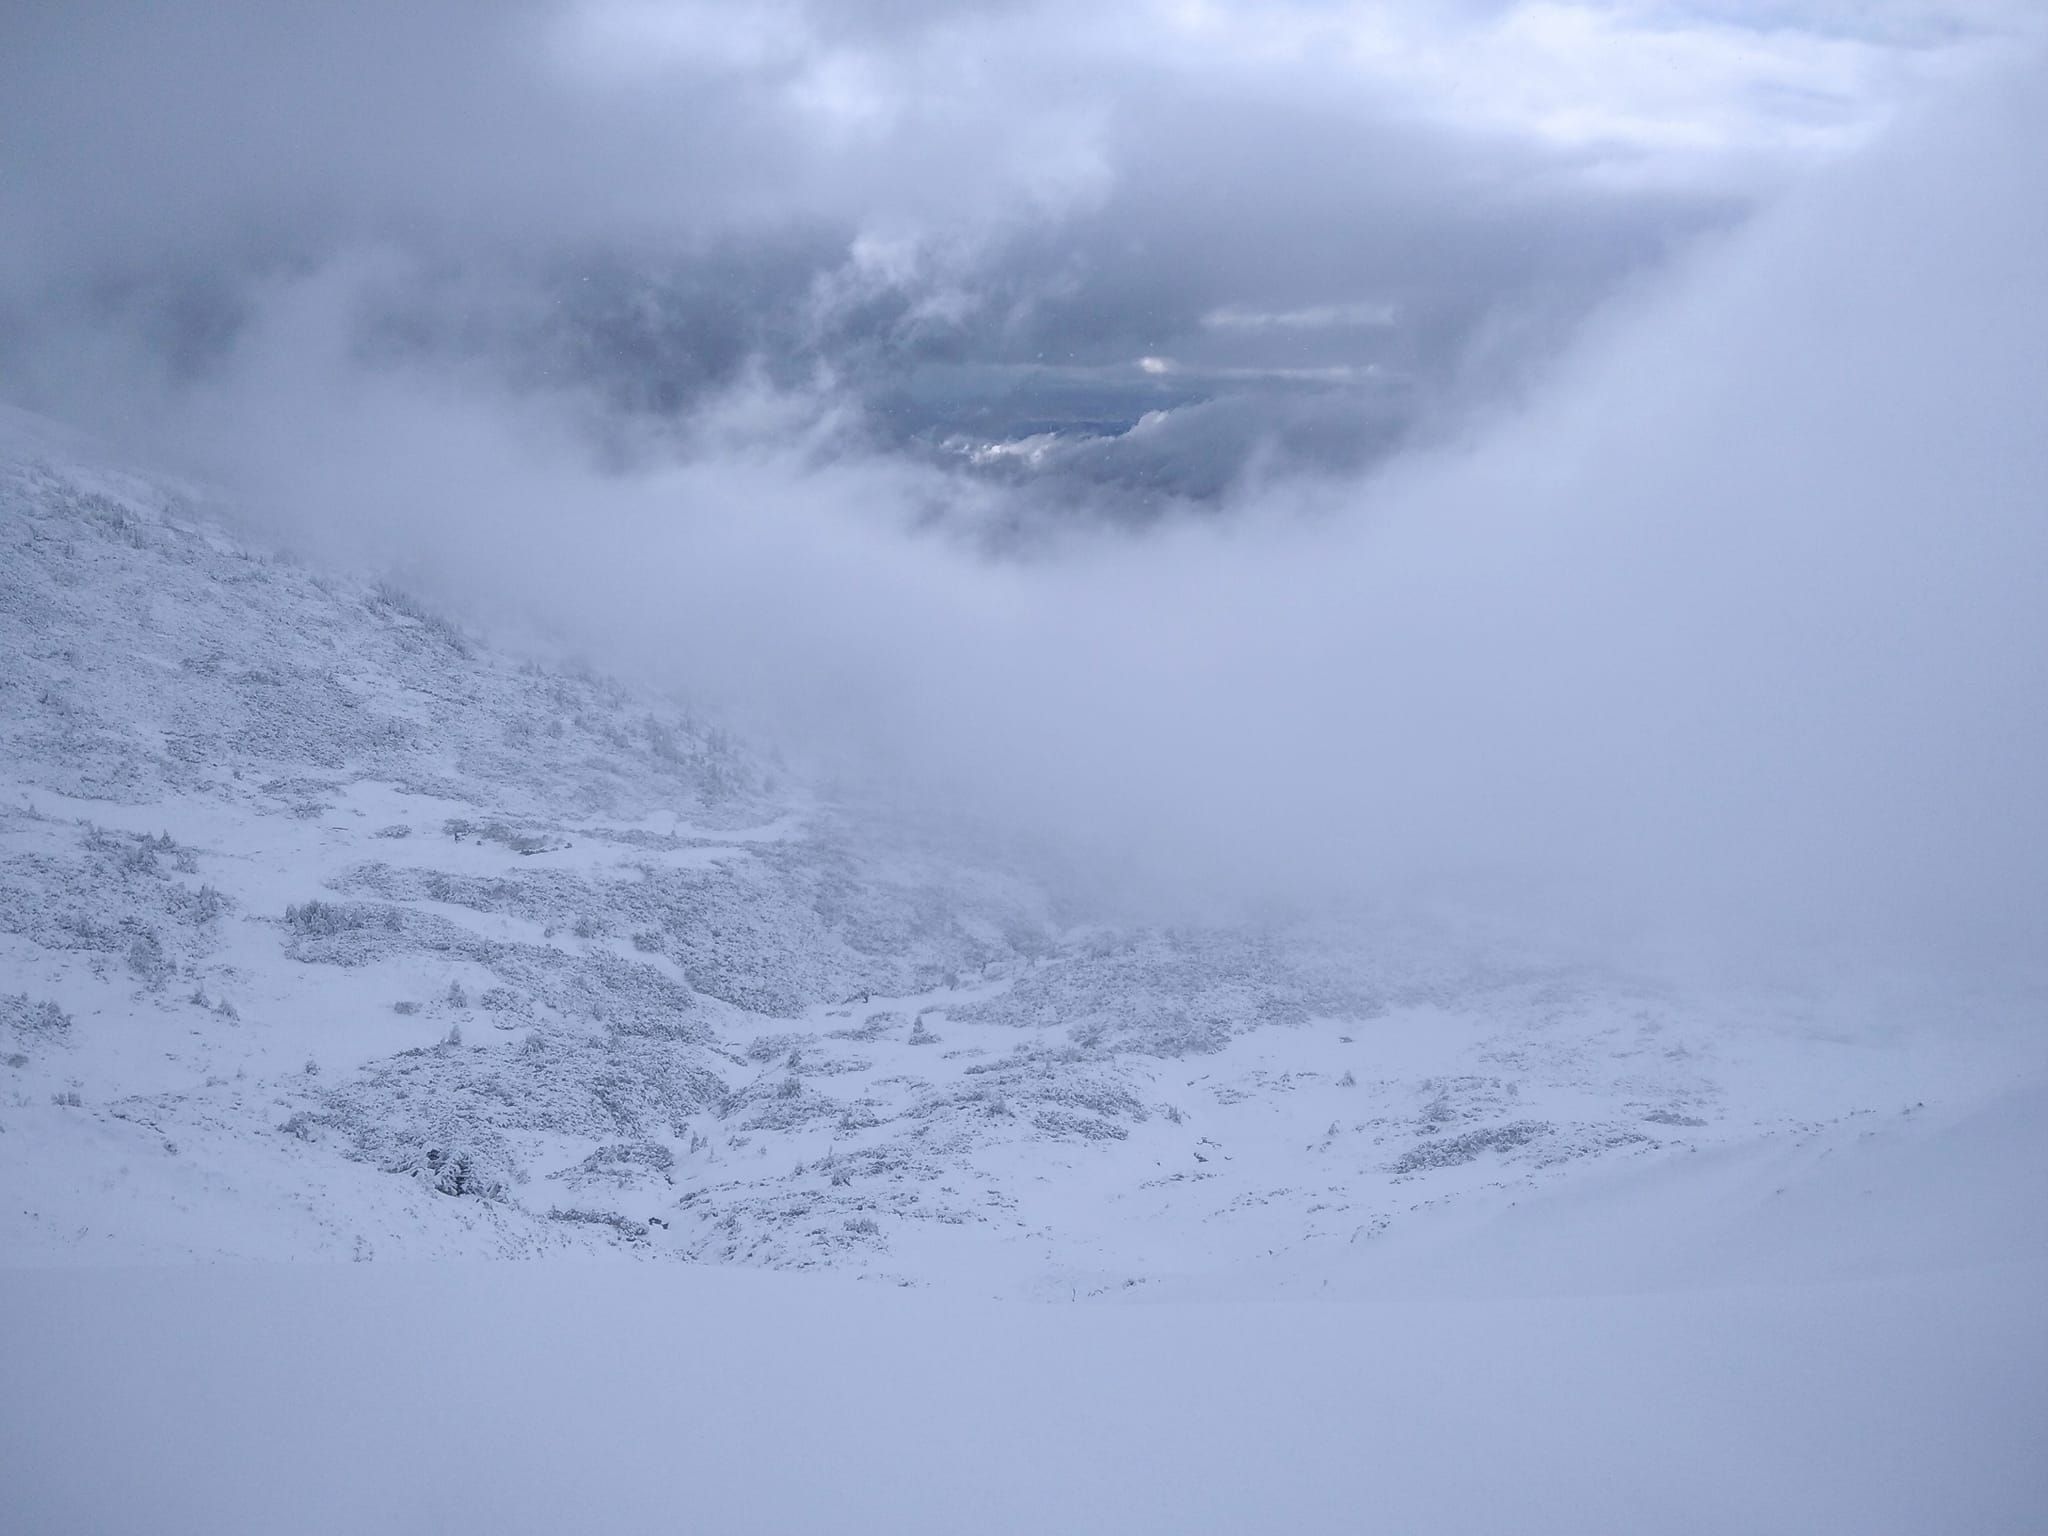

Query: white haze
left=4, top=10, right=2044, bottom=976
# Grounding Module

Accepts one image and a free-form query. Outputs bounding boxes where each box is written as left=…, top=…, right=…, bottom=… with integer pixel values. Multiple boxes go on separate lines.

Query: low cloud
left=3, top=6, right=2043, bottom=978
left=6, top=1, right=2013, bottom=501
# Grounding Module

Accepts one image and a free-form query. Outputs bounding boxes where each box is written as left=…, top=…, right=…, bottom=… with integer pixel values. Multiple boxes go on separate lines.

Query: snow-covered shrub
left=174, top=882, right=230, bottom=925
left=1, top=993, right=72, bottom=1035
left=545, top=1206, right=648, bottom=1241
left=125, top=928, right=170, bottom=986
left=551, top=1140, right=676, bottom=1187
left=284, top=900, right=394, bottom=938
left=444, top=818, right=564, bottom=855
left=1387, top=1120, right=1550, bottom=1176
left=370, top=582, right=469, bottom=655
left=1032, top=1108, right=1129, bottom=1141
left=388, top=1144, right=506, bottom=1200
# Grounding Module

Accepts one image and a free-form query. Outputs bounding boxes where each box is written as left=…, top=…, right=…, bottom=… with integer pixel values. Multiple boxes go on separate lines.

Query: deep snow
left=1, top=405, right=2043, bottom=1531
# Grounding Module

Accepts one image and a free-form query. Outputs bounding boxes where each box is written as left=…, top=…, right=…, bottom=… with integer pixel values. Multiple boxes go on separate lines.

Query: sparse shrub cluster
left=477, top=986, right=528, bottom=1021
left=546, top=1206, right=649, bottom=1241
left=1031, top=1107, right=1130, bottom=1142
left=1643, top=1108, right=1708, bottom=1128
left=387, top=1143, right=505, bottom=1200
left=827, top=1011, right=902, bottom=1043
left=552, top=1140, right=676, bottom=1187
left=1, top=993, right=72, bottom=1035
left=125, top=928, right=170, bottom=986
left=81, top=824, right=192, bottom=878
left=182, top=883, right=228, bottom=924
left=285, top=899, right=397, bottom=938
left=1387, top=1120, right=1550, bottom=1176
left=444, top=818, right=564, bottom=856
left=370, top=581, right=469, bottom=654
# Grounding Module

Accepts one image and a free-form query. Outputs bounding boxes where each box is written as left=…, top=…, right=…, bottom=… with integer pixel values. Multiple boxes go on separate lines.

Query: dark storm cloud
left=2, top=2, right=2040, bottom=976
left=0, top=0, right=1793, bottom=506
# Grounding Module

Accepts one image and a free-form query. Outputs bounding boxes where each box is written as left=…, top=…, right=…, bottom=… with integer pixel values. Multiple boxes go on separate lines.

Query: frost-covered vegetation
left=0, top=433, right=2033, bottom=1289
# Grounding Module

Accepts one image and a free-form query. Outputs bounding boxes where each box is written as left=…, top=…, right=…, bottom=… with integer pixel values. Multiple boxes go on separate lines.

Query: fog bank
left=5, top=11, right=2044, bottom=974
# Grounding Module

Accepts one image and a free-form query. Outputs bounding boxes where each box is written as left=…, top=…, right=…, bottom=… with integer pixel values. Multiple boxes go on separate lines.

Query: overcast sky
left=4, top=3, right=2044, bottom=972
left=3, top=1, right=2032, bottom=505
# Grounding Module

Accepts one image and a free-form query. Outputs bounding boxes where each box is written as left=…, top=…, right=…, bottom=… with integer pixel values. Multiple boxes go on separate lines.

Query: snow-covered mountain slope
left=1, top=409, right=2041, bottom=1302
left=3, top=406, right=2045, bottom=1532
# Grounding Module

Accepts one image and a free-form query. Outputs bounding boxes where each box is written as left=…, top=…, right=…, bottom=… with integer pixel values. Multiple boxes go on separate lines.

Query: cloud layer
left=4, top=4, right=2043, bottom=975
left=4, top=1, right=2020, bottom=504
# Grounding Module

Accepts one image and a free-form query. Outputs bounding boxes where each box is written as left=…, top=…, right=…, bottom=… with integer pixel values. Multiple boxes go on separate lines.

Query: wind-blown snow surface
left=2, top=408, right=2044, bottom=1530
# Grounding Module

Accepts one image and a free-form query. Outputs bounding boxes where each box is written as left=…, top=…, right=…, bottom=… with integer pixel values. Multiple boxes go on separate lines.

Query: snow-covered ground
left=6, top=1245, right=2043, bottom=1535
left=3, top=406, right=2044, bottom=1529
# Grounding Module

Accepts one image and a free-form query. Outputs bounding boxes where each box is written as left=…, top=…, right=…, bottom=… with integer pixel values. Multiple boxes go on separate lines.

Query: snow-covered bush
left=1, top=993, right=72, bottom=1035
left=125, top=928, right=170, bottom=986
left=545, top=1206, right=648, bottom=1242
left=551, top=1141, right=676, bottom=1188
left=284, top=899, right=395, bottom=938
left=387, top=1144, right=506, bottom=1200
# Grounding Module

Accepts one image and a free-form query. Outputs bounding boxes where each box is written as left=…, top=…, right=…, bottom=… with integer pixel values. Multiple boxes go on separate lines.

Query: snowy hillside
left=3, top=409, right=2038, bottom=1300
left=7, top=2, right=2048, bottom=1526
left=3, top=414, right=2045, bottom=1531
